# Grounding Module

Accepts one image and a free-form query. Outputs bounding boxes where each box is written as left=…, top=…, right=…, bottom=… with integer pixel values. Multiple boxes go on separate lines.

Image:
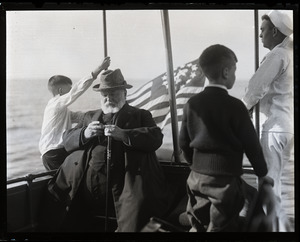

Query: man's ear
left=272, top=27, right=278, bottom=37
left=58, top=87, right=62, bottom=95
left=222, top=67, right=229, bottom=79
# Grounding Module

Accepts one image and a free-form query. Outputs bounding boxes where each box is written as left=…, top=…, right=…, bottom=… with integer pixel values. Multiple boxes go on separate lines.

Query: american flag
left=127, top=59, right=206, bottom=129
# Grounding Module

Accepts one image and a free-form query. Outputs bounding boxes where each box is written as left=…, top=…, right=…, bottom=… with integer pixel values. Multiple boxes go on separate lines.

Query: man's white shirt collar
left=206, top=84, right=228, bottom=91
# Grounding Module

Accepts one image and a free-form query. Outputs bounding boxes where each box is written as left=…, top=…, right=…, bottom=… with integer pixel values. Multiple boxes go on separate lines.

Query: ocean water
left=6, top=77, right=249, bottom=180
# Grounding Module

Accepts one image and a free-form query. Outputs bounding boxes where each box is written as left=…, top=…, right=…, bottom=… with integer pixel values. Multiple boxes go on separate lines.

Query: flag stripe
left=152, top=108, right=169, bottom=119
left=151, top=104, right=186, bottom=128
left=176, top=86, right=204, bottom=95
left=138, top=95, right=168, bottom=111
left=149, top=102, right=169, bottom=112
left=127, top=81, right=153, bottom=101
left=160, top=116, right=183, bottom=128
left=128, top=95, right=151, bottom=108
left=159, top=108, right=184, bottom=128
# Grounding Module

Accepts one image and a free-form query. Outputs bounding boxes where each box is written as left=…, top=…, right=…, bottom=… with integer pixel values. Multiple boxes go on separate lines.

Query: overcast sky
left=6, top=9, right=293, bottom=90
left=4, top=10, right=264, bottom=79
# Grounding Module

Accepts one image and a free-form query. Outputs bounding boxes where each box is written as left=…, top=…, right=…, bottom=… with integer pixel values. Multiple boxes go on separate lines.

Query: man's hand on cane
left=104, top=125, right=129, bottom=143
left=84, top=121, right=105, bottom=139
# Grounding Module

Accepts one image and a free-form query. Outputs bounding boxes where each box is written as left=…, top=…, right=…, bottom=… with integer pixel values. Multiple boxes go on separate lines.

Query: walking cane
left=105, top=134, right=112, bottom=232
left=102, top=9, right=110, bottom=232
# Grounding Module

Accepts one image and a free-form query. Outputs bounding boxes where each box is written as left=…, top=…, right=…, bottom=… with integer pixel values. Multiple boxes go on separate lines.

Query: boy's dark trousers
left=186, top=171, right=245, bottom=232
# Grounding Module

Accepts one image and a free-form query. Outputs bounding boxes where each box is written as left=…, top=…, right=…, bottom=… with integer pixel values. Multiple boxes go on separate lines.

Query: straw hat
left=268, top=10, right=293, bottom=36
left=93, top=69, right=132, bottom=91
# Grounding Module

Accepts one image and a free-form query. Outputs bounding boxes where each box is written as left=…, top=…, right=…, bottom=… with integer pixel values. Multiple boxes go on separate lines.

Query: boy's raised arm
left=92, top=56, right=111, bottom=79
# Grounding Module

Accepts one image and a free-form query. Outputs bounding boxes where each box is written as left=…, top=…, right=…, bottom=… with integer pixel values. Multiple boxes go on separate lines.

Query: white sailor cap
left=268, top=10, right=293, bottom=36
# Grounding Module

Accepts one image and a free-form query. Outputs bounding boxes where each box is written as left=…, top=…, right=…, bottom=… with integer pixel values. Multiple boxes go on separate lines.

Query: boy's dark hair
left=199, top=44, right=238, bottom=80
left=48, top=75, right=72, bottom=92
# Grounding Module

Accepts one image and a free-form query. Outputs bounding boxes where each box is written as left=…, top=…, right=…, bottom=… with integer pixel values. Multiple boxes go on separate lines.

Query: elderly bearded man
left=46, top=69, right=174, bottom=232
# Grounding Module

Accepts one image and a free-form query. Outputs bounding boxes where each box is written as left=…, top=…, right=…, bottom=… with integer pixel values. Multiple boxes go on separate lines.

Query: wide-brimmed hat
left=93, top=69, right=132, bottom=91
left=268, top=10, right=293, bottom=36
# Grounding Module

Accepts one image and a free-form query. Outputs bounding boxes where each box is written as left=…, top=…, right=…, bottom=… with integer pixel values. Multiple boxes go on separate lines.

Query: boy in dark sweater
left=179, top=44, right=273, bottom=232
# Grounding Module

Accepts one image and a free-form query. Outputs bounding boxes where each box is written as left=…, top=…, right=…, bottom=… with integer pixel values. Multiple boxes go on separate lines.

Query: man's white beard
left=101, top=100, right=125, bottom=114
left=102, top=106, right=120, bottom=114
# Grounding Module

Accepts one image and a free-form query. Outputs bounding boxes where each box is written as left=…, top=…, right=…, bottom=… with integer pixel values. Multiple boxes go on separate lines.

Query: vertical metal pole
left=254, top=10, right=260, bottom=137
left=27, top=179, right=36, bottom=231
left=103, top=10, right=108, bottom=58
left=103, top=10, right=110, bottom=232
left=160, top=10, right=180, bottom=163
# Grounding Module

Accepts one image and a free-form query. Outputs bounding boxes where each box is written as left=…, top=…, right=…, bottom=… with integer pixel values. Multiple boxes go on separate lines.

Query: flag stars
left=160, top=62, right=198, bottom=90
left=191, top=64, right=198, bottom=71
left=162, top=74, right=168, bottom=88
left=162, top=80, right=168, bottom=88
left=190, top=72, right=196, bottom=78
left=175, top=68, right=189, bottom=80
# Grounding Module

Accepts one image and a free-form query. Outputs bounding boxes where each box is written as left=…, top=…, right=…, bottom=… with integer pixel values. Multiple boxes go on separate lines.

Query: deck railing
left=6, top=164, right=256, bottom=185
left=7, top=170, right=57, bottom=185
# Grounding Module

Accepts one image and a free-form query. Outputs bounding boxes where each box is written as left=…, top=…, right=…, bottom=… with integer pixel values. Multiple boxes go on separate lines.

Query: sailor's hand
left=258, top=175, right=274, bottom=191
left=104, top=125, right=128, bottom=142
left=84, top=121, right=104, bottom=139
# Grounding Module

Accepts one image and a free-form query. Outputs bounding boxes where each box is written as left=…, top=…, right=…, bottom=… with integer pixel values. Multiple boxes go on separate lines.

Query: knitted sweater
left=179, top=86, right=268, bottom=177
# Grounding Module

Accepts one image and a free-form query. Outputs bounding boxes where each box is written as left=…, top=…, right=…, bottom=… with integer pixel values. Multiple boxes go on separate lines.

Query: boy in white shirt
left=39, top=57, right=110, bottom=170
